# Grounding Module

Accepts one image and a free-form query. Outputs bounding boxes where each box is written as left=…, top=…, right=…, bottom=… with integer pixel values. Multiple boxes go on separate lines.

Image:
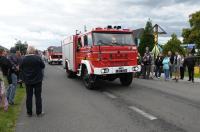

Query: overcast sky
left=0, top=0, right=199, bottom=50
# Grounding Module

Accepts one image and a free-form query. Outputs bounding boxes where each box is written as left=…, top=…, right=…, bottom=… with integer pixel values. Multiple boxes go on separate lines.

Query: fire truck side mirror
left=76, top=44, right=81, bottom=51
left=76, top=47, right=80, bottom=52
left=77, top=38, right=82, bottom=51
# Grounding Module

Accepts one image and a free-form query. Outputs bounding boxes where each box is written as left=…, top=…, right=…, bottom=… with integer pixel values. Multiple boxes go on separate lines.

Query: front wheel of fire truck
left=82, top=67, right=96, bottom=90
left=119, top=73, right=133, bottom=86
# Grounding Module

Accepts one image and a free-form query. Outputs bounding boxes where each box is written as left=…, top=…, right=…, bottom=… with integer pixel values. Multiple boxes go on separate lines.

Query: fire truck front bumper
left=93, top=65, right=141, bottom=75
left=49, top=59, right=62, bottom=62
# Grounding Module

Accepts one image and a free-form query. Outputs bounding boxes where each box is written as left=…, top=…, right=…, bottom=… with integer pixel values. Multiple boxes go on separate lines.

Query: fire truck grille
left=110, top=54, right=128, bottom=59
left=110, top=61, right=128, bottom=66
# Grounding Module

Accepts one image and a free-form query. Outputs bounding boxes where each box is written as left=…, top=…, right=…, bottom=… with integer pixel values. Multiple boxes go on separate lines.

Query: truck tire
left=108, top=76, right=117, bottom=81
left=67, top=70, right=75, bottom=78
left=119, top=73, right=133, bottom=86
left=82, top=68, right=96, bottom=90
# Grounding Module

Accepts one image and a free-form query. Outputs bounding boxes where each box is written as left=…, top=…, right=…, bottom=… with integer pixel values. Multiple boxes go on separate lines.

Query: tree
left=182, top=10, right=200, bottom=54
left=163, top=33, right=185, bottom=55
left=138, top=20, right=155, bottom=56
left=182, top=28, right=192, bottom=44
left=15, top=40, right=28, bottom=55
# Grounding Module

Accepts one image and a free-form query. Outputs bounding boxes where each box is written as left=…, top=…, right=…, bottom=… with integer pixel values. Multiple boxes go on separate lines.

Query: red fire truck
left=47, top=46, right=62, bottom=65
left=62, top=26, right=140, bottom=89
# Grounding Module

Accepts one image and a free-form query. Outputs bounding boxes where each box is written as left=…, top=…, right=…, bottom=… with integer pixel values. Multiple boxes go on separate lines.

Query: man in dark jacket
left=155, top=53, right=163, bottom=78
left=168, top=51, right=174, bottom=78
left=184, top=53, right=196, bottom=82
left=20, top=46, right=45, bottom=117
left=0, top=49, right=12, bottom=77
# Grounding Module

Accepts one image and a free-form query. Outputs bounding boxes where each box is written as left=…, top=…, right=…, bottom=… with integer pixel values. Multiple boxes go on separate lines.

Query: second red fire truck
left=62, top=26, right=140, bottom=89
left=46, top=46, right=62, bottom=65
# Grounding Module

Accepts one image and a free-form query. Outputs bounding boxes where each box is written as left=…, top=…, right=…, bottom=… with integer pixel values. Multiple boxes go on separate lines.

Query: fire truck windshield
left=51, top=55, right=62, bottom=59
left=93, top=33, right=134, bottom=46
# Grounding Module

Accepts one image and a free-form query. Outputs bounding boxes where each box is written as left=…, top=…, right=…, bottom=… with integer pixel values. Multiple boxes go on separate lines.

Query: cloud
left=0, top=0, right=199, bottom=50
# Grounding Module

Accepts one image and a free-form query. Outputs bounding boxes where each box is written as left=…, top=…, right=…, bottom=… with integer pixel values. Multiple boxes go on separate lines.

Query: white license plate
left=116, top=69, right=127, bottom=73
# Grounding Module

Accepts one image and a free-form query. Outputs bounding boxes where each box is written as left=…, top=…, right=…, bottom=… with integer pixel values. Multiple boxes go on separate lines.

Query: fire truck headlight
left=101, top=68, right=109, bottom=73
left=135, top=66, right=139, bottom=71
left=132, top=66, right=139, bottom=71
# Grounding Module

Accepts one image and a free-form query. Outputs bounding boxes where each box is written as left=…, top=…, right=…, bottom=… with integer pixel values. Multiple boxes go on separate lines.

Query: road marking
left=128, top=106, right=157, bottom=120
left=103, top=92, right=117, bottom=99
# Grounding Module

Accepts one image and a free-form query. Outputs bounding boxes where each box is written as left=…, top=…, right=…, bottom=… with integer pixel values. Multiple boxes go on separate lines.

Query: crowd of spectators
left=138, top=47, right=197, bottom=82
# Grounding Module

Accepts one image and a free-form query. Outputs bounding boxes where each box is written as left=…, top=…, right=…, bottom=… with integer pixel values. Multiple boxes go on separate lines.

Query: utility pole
left=152, top=24, right=167, bottom=59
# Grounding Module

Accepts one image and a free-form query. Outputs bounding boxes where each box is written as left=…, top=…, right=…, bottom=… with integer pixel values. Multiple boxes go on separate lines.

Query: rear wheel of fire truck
left=82, top=67, right=96, bottom=90
left=119, top=73, right=133, bottom=86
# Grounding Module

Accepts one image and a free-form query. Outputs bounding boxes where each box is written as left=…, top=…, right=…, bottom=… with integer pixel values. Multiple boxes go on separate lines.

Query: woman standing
left=162, top=55, right=170, bottom=81
left=0, top=70, right=8, bottom=112
left=0, top=49, right=10, bottom=111
left=174, top=52, right=181, bottom=82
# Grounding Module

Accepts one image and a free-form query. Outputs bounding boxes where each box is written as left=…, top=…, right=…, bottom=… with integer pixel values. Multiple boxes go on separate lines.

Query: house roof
left=0, top=45, right=8, bottom=51
left=133, top=28, right=144, bottom=38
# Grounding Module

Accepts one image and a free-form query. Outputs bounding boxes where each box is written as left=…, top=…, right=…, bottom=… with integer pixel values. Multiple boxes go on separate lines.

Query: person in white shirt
left=174, top=52, right=181, bottom=82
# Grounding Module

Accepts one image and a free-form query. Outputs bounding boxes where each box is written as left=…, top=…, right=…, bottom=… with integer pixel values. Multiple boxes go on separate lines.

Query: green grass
left=184, top=72, right=200, bottom=78
left=195, top=73, right=200, bottom=78
left=0, top=86, right=25, bottom=132
left=172, top=69, right=200, bottom=78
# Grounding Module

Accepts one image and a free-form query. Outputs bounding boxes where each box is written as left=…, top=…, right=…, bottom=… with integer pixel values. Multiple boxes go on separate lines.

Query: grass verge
left=0, top=86, right=25, bottom=132
left=184, top=72, right=200, bottom=78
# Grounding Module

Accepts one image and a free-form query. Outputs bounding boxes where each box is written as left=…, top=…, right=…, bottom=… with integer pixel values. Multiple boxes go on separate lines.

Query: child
left=0, top=70, right=8, bottom=112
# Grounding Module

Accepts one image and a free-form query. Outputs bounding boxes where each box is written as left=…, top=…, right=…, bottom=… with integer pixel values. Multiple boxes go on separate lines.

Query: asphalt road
left=16, top=64, right=200, bottom=132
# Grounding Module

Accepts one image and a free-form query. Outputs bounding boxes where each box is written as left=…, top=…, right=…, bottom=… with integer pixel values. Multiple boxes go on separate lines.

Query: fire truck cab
left=62, top=26, right=141, bottom=89
left=47, top=46, right=62, bottom=65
